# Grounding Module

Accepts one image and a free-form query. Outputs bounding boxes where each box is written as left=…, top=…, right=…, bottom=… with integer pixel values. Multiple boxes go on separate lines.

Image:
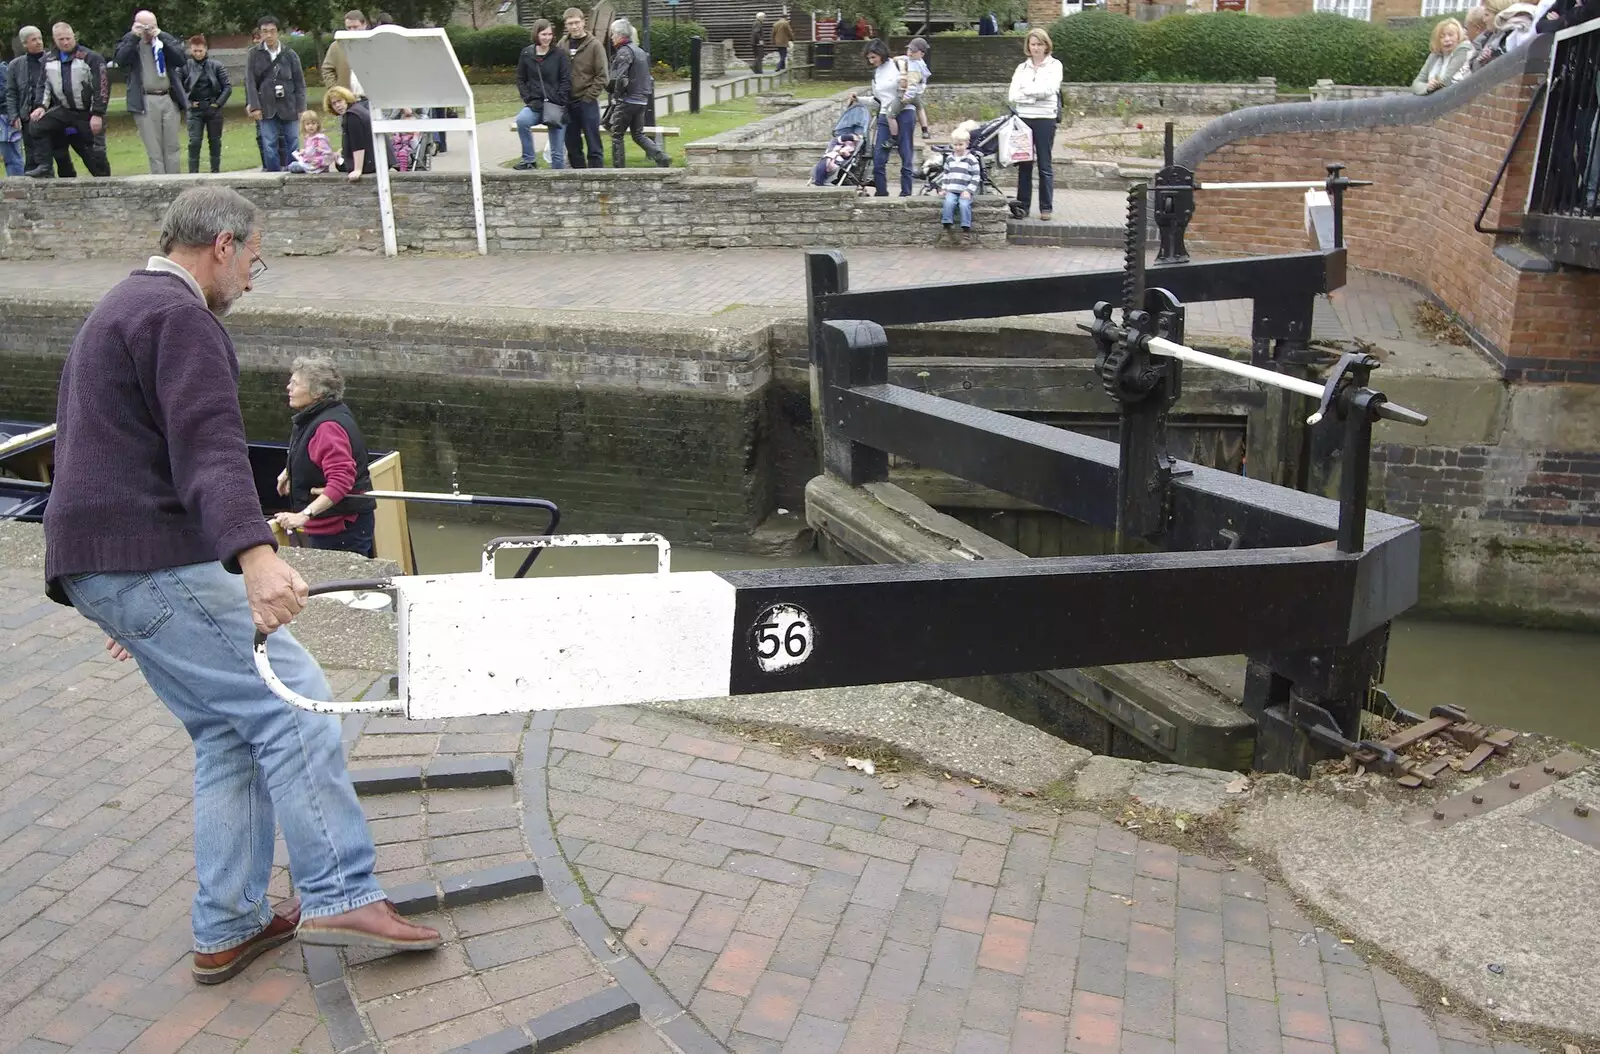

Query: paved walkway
left=0, top=245, right=1426, bottom=349
left=0, top=562, right=1544, bottom=1054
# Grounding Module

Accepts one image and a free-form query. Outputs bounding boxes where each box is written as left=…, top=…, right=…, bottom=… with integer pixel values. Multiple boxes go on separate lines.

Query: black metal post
left=1336, top=389, right=1379, bottom=554
left=642, top=0, right=653, bottom=124
left=1152, top=122, right=1196, bottom=266
left=689, top=35, right=702, bottom=113
left=1326, top=162, right=1347, bottom=249
left=807, top=249, right=849, bottom=470
left=818, top=320, right=889, bottom=486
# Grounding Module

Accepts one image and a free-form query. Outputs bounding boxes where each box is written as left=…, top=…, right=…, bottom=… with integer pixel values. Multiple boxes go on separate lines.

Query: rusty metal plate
left=1528, top=798, right=1600, bottom=850
left=1406, top=750, right=1590, bottom=828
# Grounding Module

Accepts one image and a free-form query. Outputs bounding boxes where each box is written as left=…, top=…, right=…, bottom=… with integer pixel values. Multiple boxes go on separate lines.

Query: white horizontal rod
left=364, top=489, right=474, bottom=503
left=1196, top=180, right=1330, bottom=191
left=1146, top=337, right=1326, bottom=400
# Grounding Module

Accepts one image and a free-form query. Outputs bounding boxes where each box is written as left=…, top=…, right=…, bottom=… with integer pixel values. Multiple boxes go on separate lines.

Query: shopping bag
left=997, top=115, right=1035, bottom=166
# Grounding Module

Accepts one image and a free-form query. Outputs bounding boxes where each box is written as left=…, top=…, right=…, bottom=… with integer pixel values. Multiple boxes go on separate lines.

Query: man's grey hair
left=158, top=186, right=258, bottom=256
left=610, top=18, right=633, bottom=38
left=19, top=25, right=42, bottom=42
left=291, top=357, right=345, bottom=401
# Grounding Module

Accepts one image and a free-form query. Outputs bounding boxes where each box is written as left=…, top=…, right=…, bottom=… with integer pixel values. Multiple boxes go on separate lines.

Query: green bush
left=283, top=33, right=323, bottom=72
left=1047, top=11, right=1434, bottom=88
left=448, top=23, right=534, bottom=68
left=1053, top=11, right=1143, bottom=83
left=646, top=21, right=710, bottom=70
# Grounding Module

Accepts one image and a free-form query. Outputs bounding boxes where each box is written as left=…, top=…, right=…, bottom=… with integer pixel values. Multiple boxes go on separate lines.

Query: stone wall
left=919, top=80, right=1281, bottom=118
left=1309, top=82, right=1409, bottom=103
left=684, top=93, right=849, bottom=180
left=1175, top=43, right=1600, bottom=383
left=0, top=298, right=778, bottom=543
left=0, top=169, right=1009, bottom=258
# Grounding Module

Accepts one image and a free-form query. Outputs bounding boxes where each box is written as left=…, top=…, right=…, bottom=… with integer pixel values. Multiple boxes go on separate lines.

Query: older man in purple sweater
left=44, top=186, right=440, bottom=985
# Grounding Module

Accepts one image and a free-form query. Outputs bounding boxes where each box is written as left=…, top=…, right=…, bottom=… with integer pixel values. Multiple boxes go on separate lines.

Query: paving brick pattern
left=0, top=241, right=1420, bottom=347
left=545, top=705, right=1542, bottom=1054
left=0, top=569, right=628, bottom=1054
left=1, top=562, right=1545, bottom=1054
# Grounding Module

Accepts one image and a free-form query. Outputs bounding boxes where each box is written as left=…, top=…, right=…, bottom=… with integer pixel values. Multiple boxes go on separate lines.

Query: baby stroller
left=919, top=111, right=1027, bottom=218
left=812, top=101, right=874, bottom=192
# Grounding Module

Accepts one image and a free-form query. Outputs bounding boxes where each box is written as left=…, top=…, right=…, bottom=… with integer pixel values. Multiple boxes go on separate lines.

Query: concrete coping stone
left=440, top=860, right=544, bottom=906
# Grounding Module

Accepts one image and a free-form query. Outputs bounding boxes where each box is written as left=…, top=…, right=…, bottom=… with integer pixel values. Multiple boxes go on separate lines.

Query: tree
left=1, top=0, right=212, bottom=52
left=850, top=0, right=905, bottom=37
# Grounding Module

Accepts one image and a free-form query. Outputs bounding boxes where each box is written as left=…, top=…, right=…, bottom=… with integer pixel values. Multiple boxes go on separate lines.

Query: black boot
left=24, top=164, right=53, bottom=178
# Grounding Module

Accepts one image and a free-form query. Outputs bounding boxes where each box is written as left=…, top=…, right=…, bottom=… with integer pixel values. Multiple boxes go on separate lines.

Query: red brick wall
left=1184, top=71, right=1600, bottom=378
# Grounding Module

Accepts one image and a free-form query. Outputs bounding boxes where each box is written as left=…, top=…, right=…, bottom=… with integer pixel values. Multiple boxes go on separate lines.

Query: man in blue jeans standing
left=244, top=14, right=304, bottom=172
left=43, top=186, right=440, bottom=985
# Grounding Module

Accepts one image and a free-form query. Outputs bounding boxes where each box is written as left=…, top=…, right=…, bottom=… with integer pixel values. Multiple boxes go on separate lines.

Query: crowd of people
left=839, top=28, right=1061, bottom=227
left=1413, top=0, right=1595, bottom=94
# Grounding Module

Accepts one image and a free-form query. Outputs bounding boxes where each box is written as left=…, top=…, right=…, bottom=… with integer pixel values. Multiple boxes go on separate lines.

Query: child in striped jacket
left=939, top=127, right=981, bottom=243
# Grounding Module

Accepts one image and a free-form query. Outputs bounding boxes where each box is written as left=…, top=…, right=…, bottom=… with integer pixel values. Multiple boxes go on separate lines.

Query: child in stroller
left=811, top=100, right=874, bottom=190
left=918, top=114, right=1028, bottom=219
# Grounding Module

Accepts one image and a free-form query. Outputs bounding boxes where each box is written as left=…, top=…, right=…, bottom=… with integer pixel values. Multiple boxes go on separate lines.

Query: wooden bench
left=507, top=122, right=682, bottom=151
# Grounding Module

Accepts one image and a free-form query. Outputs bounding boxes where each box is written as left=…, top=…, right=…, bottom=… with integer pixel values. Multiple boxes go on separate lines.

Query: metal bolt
left=1577, top=804, right=1592, bottom=818
left=1509, top=780, right=1520, bottom=789
left=1433, top=809, right=1445, bottom=820
left=1471, top=794, right=1484, bottom=805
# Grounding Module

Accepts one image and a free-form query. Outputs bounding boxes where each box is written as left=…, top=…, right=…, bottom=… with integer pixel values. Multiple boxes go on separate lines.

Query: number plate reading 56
left=752, top=604, right=814, bottom=673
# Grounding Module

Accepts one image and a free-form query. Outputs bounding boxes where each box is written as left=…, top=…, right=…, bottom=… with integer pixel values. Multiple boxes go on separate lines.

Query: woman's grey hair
left=291, top=357, right=345, bottom=402
left=159, top=186, right=257, bottom=256
left=610, top=17, right=633, bottom=38
left=19, top=25, right=42, bottom=42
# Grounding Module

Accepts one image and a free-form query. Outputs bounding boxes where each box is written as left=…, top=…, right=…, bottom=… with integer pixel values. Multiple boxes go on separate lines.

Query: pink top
left=295, top=132, right=335, bottom=174
left=302, top=420, right=358, bottom=535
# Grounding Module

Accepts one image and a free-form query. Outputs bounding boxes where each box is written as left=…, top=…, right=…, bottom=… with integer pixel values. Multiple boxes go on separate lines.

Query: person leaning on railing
left=1412, top=18, right=1474, bottom=94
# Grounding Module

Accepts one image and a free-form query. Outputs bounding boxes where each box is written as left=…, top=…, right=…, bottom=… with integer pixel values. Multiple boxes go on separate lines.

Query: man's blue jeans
left=257, top=117, right=299, bottom=173
left=942, top=191, right=972, bottom=228
left=563, top=99, right=604, bottom=168
left=516, top=106, right=566, bottom=168
left=872, top=114, right=914, bottom=197
left=0, top=137, right=22, bottom=176
left=63, top=562, right=386, bottom=953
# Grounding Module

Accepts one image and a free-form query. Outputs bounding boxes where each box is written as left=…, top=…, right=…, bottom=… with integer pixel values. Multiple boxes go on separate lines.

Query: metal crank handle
left=1143, top=338, right=1429, bottom=428
left=253, top=579, right=402, bottom=715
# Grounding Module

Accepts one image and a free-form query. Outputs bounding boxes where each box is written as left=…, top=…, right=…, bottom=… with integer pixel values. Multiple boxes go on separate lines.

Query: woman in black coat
left=324, top=85, right=375, bottom=181
left=514, top=19, right=572, bottom=169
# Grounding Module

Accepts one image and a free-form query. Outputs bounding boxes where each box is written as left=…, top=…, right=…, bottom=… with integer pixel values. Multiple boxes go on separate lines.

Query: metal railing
left=1526, top=19, right=1600, bottom=268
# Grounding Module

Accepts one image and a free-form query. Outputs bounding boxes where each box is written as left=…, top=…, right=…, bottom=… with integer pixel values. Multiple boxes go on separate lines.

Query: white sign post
left=337, top=25, right=487, bottom=256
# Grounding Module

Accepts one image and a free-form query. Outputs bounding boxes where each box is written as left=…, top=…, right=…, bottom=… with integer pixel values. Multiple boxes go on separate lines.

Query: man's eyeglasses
left=249, top=252, right=268, bottom=283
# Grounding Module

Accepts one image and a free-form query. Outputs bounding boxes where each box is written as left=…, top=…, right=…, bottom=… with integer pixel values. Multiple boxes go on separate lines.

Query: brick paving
left=1, top=559, right=1544, bottom=1054
left=0, top=239, right=1424, bottom=348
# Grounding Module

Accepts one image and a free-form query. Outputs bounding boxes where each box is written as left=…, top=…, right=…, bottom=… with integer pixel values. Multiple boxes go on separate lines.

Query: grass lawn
left=90, top=78, right=846, bottom=174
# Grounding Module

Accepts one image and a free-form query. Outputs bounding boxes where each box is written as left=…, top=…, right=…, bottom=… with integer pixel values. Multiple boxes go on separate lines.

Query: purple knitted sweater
left=44, top=270, right=275, bottom=600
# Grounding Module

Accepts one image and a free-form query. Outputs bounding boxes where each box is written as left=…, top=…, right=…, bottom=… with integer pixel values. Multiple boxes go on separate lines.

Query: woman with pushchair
left=862, top=39, right=916, bottom=197
left=1008, top=28, right=1062, bottom=221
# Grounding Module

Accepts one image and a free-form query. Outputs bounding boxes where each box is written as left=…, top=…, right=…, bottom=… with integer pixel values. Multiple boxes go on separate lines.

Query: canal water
left=410, top=517, right=1600, bottom=747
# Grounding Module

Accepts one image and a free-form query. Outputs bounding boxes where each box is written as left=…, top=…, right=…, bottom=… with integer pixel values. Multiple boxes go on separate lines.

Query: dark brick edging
left=1172, top=36, right=1548, bottom=171
left=521, top=713, right=729, bottom=1054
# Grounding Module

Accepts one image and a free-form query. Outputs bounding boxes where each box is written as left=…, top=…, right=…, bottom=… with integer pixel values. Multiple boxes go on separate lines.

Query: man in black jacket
left=182, top=35, right=231, bottom=173
left=115, top=9, right=190, bottom=174
left=606, top=19, right=670, bottom=168
left=26, top=23, right=110, bottom=178
left=3, top=26, right=45, bottom=174
left=244, top=14, right=306, bottom=172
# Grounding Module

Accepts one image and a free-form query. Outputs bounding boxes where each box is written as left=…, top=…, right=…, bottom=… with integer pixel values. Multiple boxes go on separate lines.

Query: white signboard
left=338, top=26, right=486, bottom=256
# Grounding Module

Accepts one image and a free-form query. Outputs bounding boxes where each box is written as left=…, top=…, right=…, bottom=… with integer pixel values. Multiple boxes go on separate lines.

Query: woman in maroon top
left=272, top=357, right=377, bottom=557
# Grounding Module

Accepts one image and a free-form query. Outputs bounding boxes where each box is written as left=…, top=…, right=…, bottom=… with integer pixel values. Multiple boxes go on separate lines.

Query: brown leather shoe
left=297, top=899, right=442, bottom=951
left=192, top=897, right=302, bottom=985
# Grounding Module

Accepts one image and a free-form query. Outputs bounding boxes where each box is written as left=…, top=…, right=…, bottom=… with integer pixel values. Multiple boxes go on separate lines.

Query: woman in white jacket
left=1007, top=28, right=1063, bottom=221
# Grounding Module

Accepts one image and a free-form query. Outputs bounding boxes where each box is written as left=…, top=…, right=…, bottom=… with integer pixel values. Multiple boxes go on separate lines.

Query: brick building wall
left=0, top=169, right=1007, bottom=259
left=0, top=301, right=778, bottom=543
left=1176, top=50, right=1600, bottom=383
